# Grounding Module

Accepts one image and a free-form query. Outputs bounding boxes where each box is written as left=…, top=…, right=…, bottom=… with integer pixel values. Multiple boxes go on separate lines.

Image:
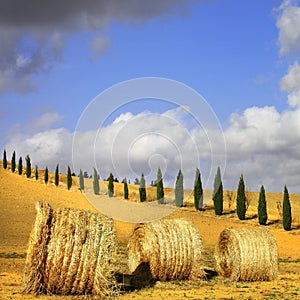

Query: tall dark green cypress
left=67, top=166, right=72, bottom=190
left=25, top=155, right=31, bottom=178
left=35, top=165, right=38, bottom=180
left=175, top=169, right=184, bottom=207
left=139, top=173, right=146, bottom=202
left=213, top=167, right=223, bottom=215
left=44, top=167, right=49, bottom=184
left=236, top=174, right=246, bottom=220
left=93, top=168, right=100, bottom=195
left=54, top=164, right=59, bottom=186
left=3, top=149, right=7, bottom=169
left=258, top=185, right=268, bottom=225
left=156, top=167, right=164, bottom=204
left=124, top=177, right=129, bottom=200
left=11, top=151, right=16, bottom=173
left=108, top=173, right=114, bottom=197
left=79, top=169, right=84, bottom=191
left=282, top=185, right=292, bottom=231
left=194, top=168, right=203, bottom=210
left=18, top=156, right=23, bottom=175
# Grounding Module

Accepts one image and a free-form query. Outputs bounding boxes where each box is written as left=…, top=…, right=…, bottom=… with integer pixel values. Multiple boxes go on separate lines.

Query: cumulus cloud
left=5, top=128, right=73, bottom=172
left=0, top=0, right=195, bottom=93
left=223, top=105, right=300, bottom=192
left=5, top=102, right=300, bottom=192
left=281, top=61, right=300, bottom=107
left=276, top=0, right=300, bottom=57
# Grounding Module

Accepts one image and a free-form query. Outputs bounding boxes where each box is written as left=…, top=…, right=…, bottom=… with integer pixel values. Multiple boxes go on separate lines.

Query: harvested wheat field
left=1, top=165, right=300, bottom=299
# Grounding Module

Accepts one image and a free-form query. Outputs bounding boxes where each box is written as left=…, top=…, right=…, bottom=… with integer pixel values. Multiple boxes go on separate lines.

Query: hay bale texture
left=128, top=219, right=204, bottom=281
left=22, top=201, right=118, bottom=297
left=215, top=227, right=278, bottom=281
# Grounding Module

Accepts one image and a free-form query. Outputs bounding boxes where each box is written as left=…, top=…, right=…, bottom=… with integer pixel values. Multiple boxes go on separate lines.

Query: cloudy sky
left=1, top=0, right=300, bottom=193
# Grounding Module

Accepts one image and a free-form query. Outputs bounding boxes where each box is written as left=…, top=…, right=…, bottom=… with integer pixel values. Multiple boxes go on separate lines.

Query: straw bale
left=214, top=227, right=278, bottom=281
left=128, top=219, right=204, bottom=281
left=22, top=201, right=118, bottom=297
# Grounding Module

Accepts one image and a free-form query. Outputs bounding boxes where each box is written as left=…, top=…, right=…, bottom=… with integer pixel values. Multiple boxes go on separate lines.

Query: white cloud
left=27, top=112, right=62, bottom=131
left=280, top=60, right=300, bottom=107
left=281, top=61, right=300, bottom=92
left=276, top=0, right=300, bottom=57
left=5, top=101, right=300, bottom=193
left=5, top=128, right=73, bottom=171
left=223, top=104, right=300, bottom=192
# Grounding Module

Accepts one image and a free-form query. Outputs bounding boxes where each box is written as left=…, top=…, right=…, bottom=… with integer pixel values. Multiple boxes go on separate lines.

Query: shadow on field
left=115, top=263, right=155, bottom=292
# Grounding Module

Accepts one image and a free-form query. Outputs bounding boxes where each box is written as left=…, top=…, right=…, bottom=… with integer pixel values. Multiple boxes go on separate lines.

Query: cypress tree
left=156, top=167, right=164, bottom=204
left=44, top=167, right=49, bottom=184
left=25, top=155, right=31, bottom=178
left=54, top=164, right=59, bottom=186
left=282, top=185, right=292, bottom=231
left=3, top=149, right=7, bottom=169
left=175, top=169, right=184, bottom=207
left=194, top=168, right=204, bottom=210
left=236, top=174, right=246, bottom=220
left=93, top=168, right=100, bottom=195
left=139, top=173, right=146, bottom=202
left=79, top=169, right=84, bottom=191
left=11, top=151, right=16, bottom=173
left=67, top=165, right=72, bottom=190
left=213, top=167, right=223, bottom=215
left=18, top=156, right=23, bottom=175
left=124, top=177, right=129, bottom=199
left=258, top=185, right=268, bottom=225
left=108, top=173, right=114, bottom=197
left=35, top=165, right=38, bottom=180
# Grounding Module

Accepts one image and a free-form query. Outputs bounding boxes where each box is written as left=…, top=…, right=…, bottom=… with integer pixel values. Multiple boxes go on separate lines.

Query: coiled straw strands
left=128, top=219, right=204, bottom=281
left=22, top=201, right=118, bottom=297
left=215, top=227, right=278, bottom=281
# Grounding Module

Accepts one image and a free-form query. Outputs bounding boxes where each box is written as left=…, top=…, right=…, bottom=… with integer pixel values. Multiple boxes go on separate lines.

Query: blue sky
left=1, top=0, right=300, bottom=193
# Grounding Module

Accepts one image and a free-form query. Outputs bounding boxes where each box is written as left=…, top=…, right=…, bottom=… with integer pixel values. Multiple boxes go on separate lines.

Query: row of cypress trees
left=3, top=149, right=292, bottom=230
left=2, top=150, right=73, bottom=190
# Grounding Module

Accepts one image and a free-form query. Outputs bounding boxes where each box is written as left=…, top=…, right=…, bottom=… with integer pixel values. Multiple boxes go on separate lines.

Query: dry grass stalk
left=128, top=219, right=204, bottom=281
left=22, top=201, right=118, bottom=297
left=215, top=227, right=278, bottom=281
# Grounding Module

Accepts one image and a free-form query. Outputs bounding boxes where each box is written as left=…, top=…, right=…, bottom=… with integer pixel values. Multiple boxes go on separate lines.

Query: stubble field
left=0, top=166, right=300, bottom=299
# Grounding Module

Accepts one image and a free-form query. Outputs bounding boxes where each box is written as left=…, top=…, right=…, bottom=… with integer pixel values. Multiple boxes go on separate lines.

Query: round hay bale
left=22, top=201, right=119, bottom=297
left=214, top=227, right=278, bottom=281
left=128, top=219, right=204, bottom=281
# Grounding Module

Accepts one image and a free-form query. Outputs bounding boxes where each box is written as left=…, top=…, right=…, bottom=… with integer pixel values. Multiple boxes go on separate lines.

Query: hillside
left=0, top=165, right=300, bottom=299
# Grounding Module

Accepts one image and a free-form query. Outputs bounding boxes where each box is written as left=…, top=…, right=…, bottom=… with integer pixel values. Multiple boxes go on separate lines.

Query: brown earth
left=0, top=165, right=300, bottom=299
